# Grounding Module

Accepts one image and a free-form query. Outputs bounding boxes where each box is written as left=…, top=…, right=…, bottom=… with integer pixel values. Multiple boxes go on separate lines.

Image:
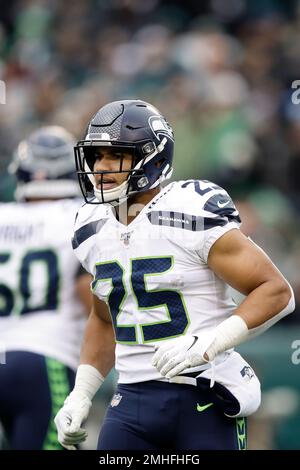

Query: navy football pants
left=98, top=380, right=247, bottom=450
left=0, top=351, right=75, bottom=450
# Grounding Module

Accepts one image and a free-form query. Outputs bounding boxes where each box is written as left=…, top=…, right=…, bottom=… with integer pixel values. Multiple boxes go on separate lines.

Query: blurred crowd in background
left=1, top=0, right=300, bottom=449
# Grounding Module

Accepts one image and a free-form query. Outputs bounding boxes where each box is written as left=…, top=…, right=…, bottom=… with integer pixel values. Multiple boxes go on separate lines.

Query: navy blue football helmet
left=9, top=126, right=79, bottom=200
left=74, top=99, right=174, bottom=204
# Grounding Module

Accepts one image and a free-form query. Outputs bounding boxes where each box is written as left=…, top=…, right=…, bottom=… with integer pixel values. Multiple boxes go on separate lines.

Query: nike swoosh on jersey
left=188, top=335, right=198, bottom=351
left=217, top=200, right=230, bottom=208
left=196, top=402, right=214, bottom=412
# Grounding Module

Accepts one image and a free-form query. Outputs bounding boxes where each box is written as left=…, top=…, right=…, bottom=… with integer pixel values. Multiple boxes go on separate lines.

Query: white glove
left=152, top=316, right=249, bottom=379
left=54, top=364, right=104, bottom=450
left=152, top=332, right=215, bottom=379
left=54, top=390, right=91, bottom=450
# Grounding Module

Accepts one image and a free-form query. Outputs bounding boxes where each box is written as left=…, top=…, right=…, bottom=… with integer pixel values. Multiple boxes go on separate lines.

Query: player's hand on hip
left=54, top=390, right=92, bottom=450
left=152, top=332, right=215, bottom=379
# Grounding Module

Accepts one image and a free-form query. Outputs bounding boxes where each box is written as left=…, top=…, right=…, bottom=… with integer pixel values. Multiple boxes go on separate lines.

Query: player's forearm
left=234, top=278, right=294, bottom=329
left=76, top=273, right=93, bottom=316
left=79, top=310, right=115, bottom=378
left=203, top=279, right=294, bottom=361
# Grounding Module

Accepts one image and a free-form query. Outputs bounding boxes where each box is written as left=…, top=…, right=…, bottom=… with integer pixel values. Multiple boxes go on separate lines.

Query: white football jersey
left=0, top=199, right=87, bottom=370
left=73, top=180, right=242, bottom=383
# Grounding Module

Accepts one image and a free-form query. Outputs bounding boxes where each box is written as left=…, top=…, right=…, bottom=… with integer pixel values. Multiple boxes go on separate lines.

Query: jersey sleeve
left=196, top=187, right=241, bottom=263
left=71, top=208, right=90, bottom=272
left=71, top=204, right=107, bottom=274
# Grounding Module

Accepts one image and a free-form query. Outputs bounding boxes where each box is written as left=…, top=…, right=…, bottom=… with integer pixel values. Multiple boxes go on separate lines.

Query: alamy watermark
left=291, top=340, right=300, bottom=365
left=0, top=341, right=6, bottom=364
left=291, top=80, right=300, bottom=105
left=0, top=82, right=6, bottom=361
left=0, top=80, right=6, bottom=104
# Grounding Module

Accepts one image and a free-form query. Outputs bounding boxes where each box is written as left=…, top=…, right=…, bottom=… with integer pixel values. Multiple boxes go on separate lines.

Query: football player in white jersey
left=54, top=100, right=294, bottom=450
left=0, top=126, right=91, bottom=450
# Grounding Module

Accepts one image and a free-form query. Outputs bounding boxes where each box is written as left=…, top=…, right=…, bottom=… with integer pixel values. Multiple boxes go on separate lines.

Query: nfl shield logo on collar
left=111, top=393, right=123, bottom=407
left=120, top=231, right=132, bottom=246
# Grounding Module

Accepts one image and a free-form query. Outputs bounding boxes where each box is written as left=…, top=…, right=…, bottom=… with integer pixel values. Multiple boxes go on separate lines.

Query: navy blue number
left=131, top=257, right=189, bottom=342
left=92, top=262, right=136, bottom=343
left=181, top=180, right=219, bottom=196
left=20, top=250, right=59, bottom=314
left=93, top=257, right=189, bottom=343
left=0, top=254, right=14, bottom=316
left=0, top=250, right=59, bottom=316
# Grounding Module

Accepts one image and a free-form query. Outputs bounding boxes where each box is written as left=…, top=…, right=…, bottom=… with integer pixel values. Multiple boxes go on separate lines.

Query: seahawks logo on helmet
left=149, top=115, right=174, bottom=140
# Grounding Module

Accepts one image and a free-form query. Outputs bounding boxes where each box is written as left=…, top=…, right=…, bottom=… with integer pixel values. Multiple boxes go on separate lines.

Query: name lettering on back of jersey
left=0, top=223, right=44, bottom=242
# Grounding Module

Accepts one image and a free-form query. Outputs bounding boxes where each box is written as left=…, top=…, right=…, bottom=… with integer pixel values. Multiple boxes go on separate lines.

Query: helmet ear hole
left=155, top=158, right=165, bottom=169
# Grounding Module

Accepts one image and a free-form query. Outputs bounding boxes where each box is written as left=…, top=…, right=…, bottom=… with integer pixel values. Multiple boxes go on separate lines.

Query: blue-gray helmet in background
left=9, top=126, right=79, bottom=201
left=74, top=99, right=174, bottom=204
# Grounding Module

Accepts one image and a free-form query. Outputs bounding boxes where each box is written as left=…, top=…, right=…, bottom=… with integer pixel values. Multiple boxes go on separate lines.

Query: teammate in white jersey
left=54, top=100, right=295, bottom=450
left=0, top=126, right=91, bottom=450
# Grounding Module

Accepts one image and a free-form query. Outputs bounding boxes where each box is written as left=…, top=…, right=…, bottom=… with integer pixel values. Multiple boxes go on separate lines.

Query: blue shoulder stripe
left=72, top=219, right=107, bottom=249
